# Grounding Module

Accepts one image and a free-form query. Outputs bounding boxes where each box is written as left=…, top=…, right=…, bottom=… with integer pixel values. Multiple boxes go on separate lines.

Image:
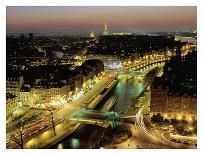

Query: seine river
left=52, top=70, right=148, bottom=149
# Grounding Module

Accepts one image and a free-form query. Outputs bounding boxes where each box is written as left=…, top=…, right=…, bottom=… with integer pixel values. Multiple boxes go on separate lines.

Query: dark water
left=111, top=71, right=147, bottom=112
left=55, top=124, right=105, bottom=149
left=52, top=70, right=148, bottom=149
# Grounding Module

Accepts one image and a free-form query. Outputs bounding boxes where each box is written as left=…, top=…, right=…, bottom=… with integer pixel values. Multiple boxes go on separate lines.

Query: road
left=105, top=68, right=196, bottom=149
left=7, top=54, right=172, bottom=149
left=55, top=73, right=116, bottom=119
left=7, top=72, right=116, bottom=149
left=107, top=100, right=196, bottom=149
left=133, top=106, right=196, bottom=149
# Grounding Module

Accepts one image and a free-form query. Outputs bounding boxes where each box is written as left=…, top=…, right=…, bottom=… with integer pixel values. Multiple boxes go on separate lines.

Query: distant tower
left=90, top=31, right=95, bottom=38
left=103, top=23, right=109, bottom=36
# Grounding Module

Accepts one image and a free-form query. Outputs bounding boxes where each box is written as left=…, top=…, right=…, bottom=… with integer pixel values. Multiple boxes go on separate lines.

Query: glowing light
left=188, top=116, right=193, bottom=122
left=41, top=131, right=51, bottom=139
left=170, top=133, right=197, bottom=141
left=13, top=109, right=23, bottom=116
left=70, top=138, right=80, bottom=148
left=128, top=60, right=131, bottom=64
left=57, top=143, right=64, bottom=149
left=108, top=61, right=122, bottom=70
left=189, top=127, right=193, bottom=131
left=56, top=124, right=63, bottom=131
left=177, top=114, right=182, bottom=120
left=25, top=138, right=36, bottom=148
left=164, top=114, right=167, bottom=119
left=90, top=31, right=95, bottom=38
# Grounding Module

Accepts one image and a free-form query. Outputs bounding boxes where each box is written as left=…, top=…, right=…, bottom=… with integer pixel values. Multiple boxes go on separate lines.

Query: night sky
left=7, top=6, right=197, bottom=34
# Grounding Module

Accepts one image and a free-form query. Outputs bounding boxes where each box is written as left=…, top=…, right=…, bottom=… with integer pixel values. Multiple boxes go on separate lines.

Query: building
left=6, top=72, right=24, bottom=98
left=112, top=32, right=131, bottom=36
left=150, top=49, right=197, bottom=121
left=19, top=85, right=34, bottom=106
left=73, top=74, right=83, bottom=94
left=33, top=80, right=69, bottom=108
left=150, top=86, right=168, bottom=116
left=6, top=93, right=18, bottom=117
left=175, top=35, right=197, bottom=45
left=150, top=87, right=197, bottom=121
left=90, top=31, right=95, bottom=38
left=7, top=60, right=104, bottom=109
left=81, top=59, right=104, bottom=89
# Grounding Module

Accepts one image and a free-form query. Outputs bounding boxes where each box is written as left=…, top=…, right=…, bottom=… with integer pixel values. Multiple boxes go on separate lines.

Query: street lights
left=48, top=109, right=56, bottom=136
left=11, top=120, right=24, bottom=149
left=19, top=126, right=24, bottom=149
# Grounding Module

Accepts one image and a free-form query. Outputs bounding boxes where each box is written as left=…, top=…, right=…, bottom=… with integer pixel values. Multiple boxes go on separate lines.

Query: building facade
left=6, top=93, right=18, bottom=117
left=150, top=88, right=197, bottom=121
left=33, top=81, right=69, bottom=108
left=6, top=75, right=24, bottom=99
left=19, top=85, right=34, bottom=106
left=7, top=60, right=104, bottom=109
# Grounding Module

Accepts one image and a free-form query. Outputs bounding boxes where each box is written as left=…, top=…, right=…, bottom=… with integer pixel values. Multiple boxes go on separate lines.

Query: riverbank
left=8, top=75, right=117, bottom=149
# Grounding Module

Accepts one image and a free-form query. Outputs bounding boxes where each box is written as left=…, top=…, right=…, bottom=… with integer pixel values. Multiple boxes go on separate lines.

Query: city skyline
left=6, top=6, right=197, bottom=149
left=7, top=6, right=197, bottom=34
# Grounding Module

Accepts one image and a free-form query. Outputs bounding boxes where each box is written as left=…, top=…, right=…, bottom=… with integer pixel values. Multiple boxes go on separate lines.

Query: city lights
left=6, top=6, right=197, bottom=149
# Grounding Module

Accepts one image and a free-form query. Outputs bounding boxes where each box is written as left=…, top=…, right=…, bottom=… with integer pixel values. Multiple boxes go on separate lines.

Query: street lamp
left=11, top=120, right=24, bottom=149
left=48, top=109, right=56, bottom=136
left=19, top=125, right=24, bottom=149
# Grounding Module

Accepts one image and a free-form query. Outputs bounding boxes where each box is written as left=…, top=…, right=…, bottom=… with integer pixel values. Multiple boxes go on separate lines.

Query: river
left=51, top=70, right=149, bottom=149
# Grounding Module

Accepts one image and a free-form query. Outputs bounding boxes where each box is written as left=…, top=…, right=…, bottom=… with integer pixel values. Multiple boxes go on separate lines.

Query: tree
left=171, top=118, right=179, bottom=127
left=151, top=113, right=164, bottom=124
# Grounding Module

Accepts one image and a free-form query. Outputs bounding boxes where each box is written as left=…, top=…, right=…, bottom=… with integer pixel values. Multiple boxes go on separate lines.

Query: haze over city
left=7, top=6, right=196, bottom=34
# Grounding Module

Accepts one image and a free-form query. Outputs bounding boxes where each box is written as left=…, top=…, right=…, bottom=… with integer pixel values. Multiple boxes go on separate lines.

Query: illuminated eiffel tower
left=103, top=23, right=109, bottom=36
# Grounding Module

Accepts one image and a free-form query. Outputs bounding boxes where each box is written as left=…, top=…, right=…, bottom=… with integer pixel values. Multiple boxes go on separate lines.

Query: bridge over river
left=67, top=109, right=137, bottom=128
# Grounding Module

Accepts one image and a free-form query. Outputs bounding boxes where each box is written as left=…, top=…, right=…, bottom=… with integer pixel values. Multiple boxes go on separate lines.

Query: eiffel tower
left=102, top=23, right=109, bottom=35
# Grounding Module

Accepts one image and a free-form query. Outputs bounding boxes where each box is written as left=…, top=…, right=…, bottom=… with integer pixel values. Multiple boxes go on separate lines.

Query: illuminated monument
left=90, top=31, right=95, bottom=38
left=103, top=23, right=109, bottom=36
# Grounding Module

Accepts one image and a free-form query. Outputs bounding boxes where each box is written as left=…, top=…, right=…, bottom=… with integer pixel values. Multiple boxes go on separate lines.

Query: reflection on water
left=54, top=124, right=104, bottom=149
left=53, top=70, right=148, bottom=149
left=70, top=138, right=80, bottom=148
left=112, top=71, right=147, bottom=112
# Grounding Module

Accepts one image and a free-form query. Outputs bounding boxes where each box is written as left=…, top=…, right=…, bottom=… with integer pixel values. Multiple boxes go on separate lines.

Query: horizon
left=7, top=6, right=197, bottom=34
left=6, top=30, right=196, bottom=37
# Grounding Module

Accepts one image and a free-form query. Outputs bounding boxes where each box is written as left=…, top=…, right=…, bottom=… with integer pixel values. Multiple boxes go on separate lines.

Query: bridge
left=66, top=55, right=172, bottom=128
left=123, top=54, right=170, bottom=72
left=67, top=109, right=137, bottom=128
